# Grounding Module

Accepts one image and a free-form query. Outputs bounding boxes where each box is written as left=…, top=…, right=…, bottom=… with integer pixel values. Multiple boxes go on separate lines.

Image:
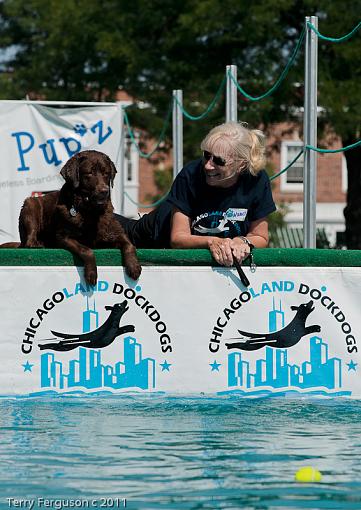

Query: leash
left=232, top=251, right=256, bottom=287
left=232, top=255, right=250, bottom=287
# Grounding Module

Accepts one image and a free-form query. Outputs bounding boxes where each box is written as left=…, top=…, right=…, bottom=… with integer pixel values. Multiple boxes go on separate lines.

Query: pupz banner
left=0, top=102, right=123, bottom=243
left=1, top=266, right=360, bottom=397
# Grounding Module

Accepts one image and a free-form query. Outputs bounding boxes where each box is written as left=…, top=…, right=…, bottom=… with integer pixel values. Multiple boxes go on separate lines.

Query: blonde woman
left=115, top=122, right=276, bottom=266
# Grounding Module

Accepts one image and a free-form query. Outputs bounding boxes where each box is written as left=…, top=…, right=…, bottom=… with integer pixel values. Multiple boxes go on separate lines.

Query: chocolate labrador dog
left=2, top=150, right=141, bottom=285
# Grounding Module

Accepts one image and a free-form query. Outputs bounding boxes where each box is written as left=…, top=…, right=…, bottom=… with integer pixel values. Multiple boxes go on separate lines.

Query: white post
left=226, top=65, right=238, bottom=122
left=172, top=90, right=183, bottom=179
left=303, top=16, right=318, bottom=248
left=119, top=110, right=126, bottom=215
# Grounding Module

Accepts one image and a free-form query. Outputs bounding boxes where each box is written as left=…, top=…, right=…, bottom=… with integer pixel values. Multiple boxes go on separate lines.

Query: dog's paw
left=126, top=262, right=142, bottom=281
left=25, top=240, right=44, bottom=248
left=85, top=267, right=98, bottom=286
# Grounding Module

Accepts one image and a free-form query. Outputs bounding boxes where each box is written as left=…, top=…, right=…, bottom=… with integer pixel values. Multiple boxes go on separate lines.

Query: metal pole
left=119, top=120, right=126, bottom=215
left=303, top=16, right=318, bottom=248
left=172, top=90, right=183, bottom=179
left=226, top=65, right=238, bottom=122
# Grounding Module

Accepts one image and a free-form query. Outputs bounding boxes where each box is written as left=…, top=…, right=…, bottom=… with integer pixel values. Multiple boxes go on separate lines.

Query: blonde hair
left=200, top=121, right=266, bottom=176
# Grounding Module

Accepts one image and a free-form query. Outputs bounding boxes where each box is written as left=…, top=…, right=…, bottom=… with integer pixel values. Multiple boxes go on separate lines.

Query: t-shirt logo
left=194, top=216, right=230, bottom=234
left=225, top=208, right=248, bottom=222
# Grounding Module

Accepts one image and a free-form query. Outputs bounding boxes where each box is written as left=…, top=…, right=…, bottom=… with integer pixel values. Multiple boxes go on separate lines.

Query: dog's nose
left=97, top=189, right=109, bottom=200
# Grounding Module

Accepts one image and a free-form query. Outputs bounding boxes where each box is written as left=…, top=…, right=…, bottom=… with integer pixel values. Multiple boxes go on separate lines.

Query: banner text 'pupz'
left=11, top=120, right=112, bottom=171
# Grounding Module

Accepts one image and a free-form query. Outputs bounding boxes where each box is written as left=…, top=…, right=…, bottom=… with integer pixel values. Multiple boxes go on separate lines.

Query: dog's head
left=290, top=300, right=315, bottom=317
left=60, top=150, right=117, bottom=209
left=105, top=300, right=129, bottom=315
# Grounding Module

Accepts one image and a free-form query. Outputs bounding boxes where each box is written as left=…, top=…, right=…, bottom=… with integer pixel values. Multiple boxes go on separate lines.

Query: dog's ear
left=60, top=154, right=80, bottom=188
left=105, top=155, right=117, bottom=187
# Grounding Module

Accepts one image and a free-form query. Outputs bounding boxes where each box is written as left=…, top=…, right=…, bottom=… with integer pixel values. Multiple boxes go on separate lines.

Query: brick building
left=267, top=122, right=346, bottom=246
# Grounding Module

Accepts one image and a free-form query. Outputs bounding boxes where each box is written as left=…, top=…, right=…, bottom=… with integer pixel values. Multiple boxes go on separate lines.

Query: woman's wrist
left=238, top=236, right=254, bottom=250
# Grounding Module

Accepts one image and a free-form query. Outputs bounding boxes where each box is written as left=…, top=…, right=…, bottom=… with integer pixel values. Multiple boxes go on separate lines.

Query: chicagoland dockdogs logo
left=208, top=279, right=358, bottom=397
left=20, top=280, right=173, bottom=394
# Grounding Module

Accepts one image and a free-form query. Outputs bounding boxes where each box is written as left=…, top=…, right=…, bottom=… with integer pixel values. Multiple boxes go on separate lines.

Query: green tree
left=0, top=0, right=129, bottom=100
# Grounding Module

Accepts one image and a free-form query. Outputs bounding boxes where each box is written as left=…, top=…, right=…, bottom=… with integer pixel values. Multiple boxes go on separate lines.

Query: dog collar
left=69, top=206, right=77, bottom=217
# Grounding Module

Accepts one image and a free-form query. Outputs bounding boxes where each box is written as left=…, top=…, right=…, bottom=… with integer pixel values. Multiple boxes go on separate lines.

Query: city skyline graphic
left=40, top=297, right=156, bottom=391
left=227, top=298, right=347, bottom=394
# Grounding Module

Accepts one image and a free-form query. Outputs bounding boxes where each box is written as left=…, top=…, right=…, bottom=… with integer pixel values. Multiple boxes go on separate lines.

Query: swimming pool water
left=0, top=396, right=361, bottom=509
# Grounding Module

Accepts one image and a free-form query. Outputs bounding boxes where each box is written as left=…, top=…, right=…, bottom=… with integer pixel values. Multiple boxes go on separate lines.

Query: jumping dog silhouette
left=226, top=300, right=321, bottom=351
left=38, top=300, right=134, bottom=352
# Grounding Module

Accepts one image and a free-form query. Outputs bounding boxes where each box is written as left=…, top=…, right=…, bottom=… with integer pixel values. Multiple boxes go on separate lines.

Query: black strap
left=232, top=255, right=250, bottom=287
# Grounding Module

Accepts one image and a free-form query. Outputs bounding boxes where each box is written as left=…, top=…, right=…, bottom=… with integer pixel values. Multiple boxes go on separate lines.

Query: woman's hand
left=230, top=237, right=251, bottom=264
left=208, top=237, right=234, bottom=266
left=208, top=237, right=251, bottom=266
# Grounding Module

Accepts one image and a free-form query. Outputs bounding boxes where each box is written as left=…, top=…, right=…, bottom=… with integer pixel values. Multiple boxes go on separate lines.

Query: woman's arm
left=171, top=208, right=236, bottom=266
left=230, top=217, right=269, bottom=265
left=170, top=208, right=216, bottom=249
left=171, top=209, right=270, bottom=265
left=240, top=217, right=269, bottom=248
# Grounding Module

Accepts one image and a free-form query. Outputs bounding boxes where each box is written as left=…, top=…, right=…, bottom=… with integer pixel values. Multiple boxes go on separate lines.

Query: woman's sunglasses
left=203, top=150, right=227, bottom=167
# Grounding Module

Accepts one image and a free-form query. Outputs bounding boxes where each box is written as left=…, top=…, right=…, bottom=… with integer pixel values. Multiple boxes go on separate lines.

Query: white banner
left=0, top=102, right=124, bottom=243
left=1, top=266, right=360, bottom=398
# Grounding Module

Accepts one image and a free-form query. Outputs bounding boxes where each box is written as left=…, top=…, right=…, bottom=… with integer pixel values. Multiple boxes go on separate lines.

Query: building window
left=280, top=140, right=304, bottom=192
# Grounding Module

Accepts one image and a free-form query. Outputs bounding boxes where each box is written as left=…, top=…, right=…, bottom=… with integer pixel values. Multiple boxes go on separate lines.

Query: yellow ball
left=295, top=467, right=322, bottom=483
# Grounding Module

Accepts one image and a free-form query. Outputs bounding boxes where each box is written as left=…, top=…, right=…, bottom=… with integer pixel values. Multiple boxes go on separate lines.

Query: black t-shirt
left=156, top=158, right=276, bottom=240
